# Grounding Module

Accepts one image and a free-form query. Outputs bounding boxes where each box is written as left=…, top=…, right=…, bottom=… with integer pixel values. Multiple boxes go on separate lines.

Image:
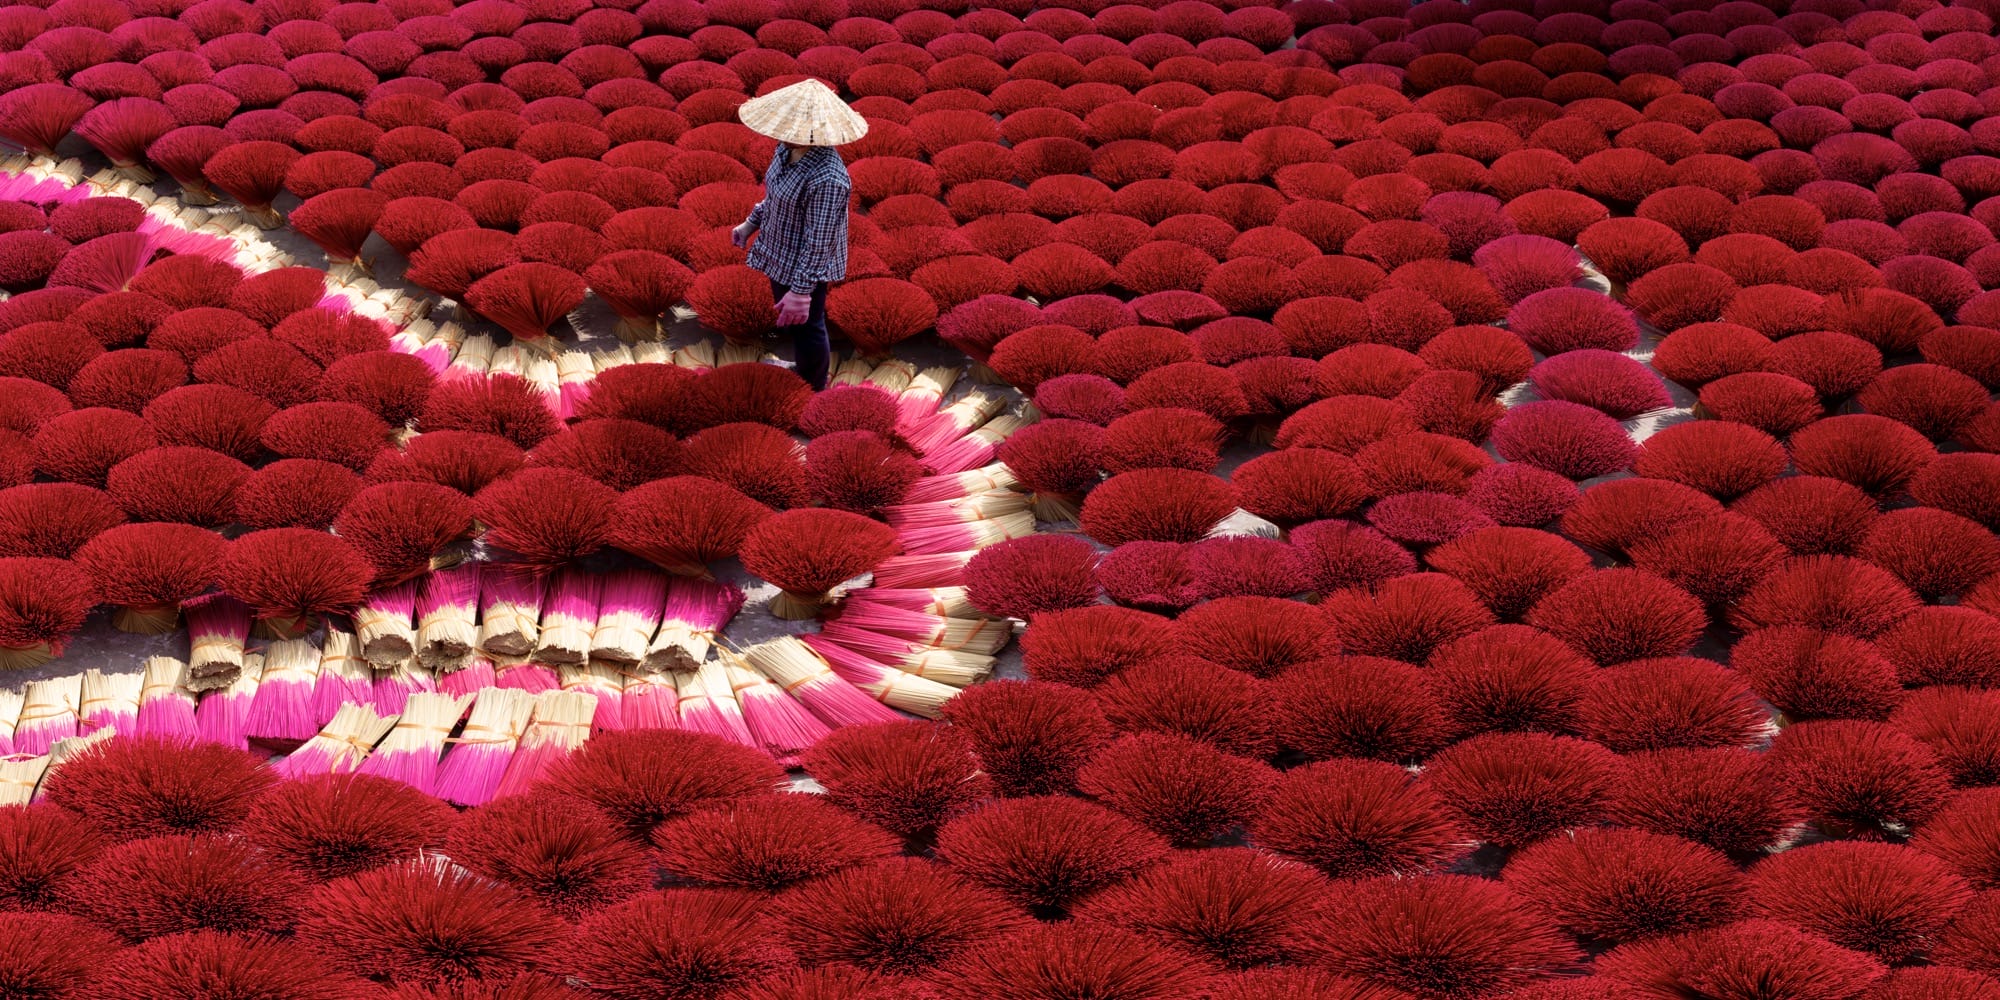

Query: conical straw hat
left=737, top=79, right=868, bottom=147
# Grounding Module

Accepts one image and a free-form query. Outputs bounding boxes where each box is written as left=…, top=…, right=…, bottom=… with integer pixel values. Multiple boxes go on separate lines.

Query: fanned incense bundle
left=621, top=669, right=677, bottom=730
left=903, top=465, right=1016, bottom=504
left=195, top=651, right=264, bottom=750
left=356, top=691, right=472, bottom=795
left=724, top=659, right=828, bottom=764
left=477, top=567, right=544, bottom=657
left=494, top=690, right=595, bottom=797
left=644, top=578, right=744, bottom=673
left=800, top=635, right=961, bottom=719
left=923, top=414, right=1030, bottom=475
left=870, top=552, right=974, bottom=589
left=78, top=669, right=142, bottom=736
left=531, top=570, right=599, bottom=665
left=37, top=726, right=116, bottom=800
left=14, top=675, right=79, bottom=756
left=590, top=568, right=668, bottom=665
left=492, top=653, right=559, bottom=694
left=135, top=656, right=197, bottom=738
left=184, top=593, right=251, bottom=691
left=434, top=686, right=535, bottom=807
left=0, top=755, right=48, bottom=807
left=311, top=629, right=372, bottom=727
left=244, top=639, right=322, bottom=742
left=416, top=564, right=482, bottom=671
left=275, top=701, right=399, bottom=778
left=897, top=366, right=959, bottom=432
left=0, top=688, right=21, bottom=755
left=371, top=658, right=436, bottom=715
left=907, top=390, right=1004, bottom=455
left=558, top=660, right=623, bottom=733
left=354, top=581, right=418, bottom=667
left=673, top=663, right=756, bottom=747
left=742, top=637, right=901, bottom=728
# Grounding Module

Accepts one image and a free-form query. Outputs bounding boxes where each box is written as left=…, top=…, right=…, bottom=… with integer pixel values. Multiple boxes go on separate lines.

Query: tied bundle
left=904, top=465, right=1018, bottom=504
left=417, top=564, right=482, bottom=671
left=0, top=688, right=20, bottom=755
left=673, top=662, right=754, bottom=748
left=532, top=570, right=599, bottom=665
left=371, top=658, right=437, bottom=716
left=492, top=653, right=558, bottom=694
left=477, top=566, right=544, bottom=657
left=923, top=414, right=1030, bottom=476
left=801, top=635, right=961, bottom=719
left=589, top=568, right=667, bottom=665
left=0, top=753, right=45, bottom=807
left=195, top=649, right=264, bottom=750
left=815, top=603, right=1003, bottom=686
left=354, top=581, right=418, bottom=667
left=311, top=629, right=372, bottom=728
left=720, top=655, right=828, bottom=765
left=78, top=669, right=142, bottom=736
left=621, top=668, right=676, bottom=730
left=35, top=727, right=115, bottom=802
left=856, top=586, right=983, bottom=619
left=134, top=656, right=197, bottom=739
left=906, top=390, right=1005, bottom=456
left=14, top=675, right=80, bottom=757
left=897, top=365, right=959, bottom=433
left=872, top=551, right=975, bottom=590
left=494, top=689, right=595, bottom=798
left=244, top=639, right=322, bottom=743
left=558, top=660, right=623, bottom=733
left=434, top=686, right=535, bottom=807
left=276, top=701, right=399, bottom=778
left=741, top=637, right=900, bottom=728
left=356, top=691, right=472, bottom=795
left=645, top=579, right=744, bottom=673
left=892, top=499, right=1036, bottom=557
left=184, top=593, right=250, bottom=692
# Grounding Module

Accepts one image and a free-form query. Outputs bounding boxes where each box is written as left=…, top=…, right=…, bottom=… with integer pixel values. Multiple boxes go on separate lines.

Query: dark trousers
left=771, top=279, right=830, bottom=391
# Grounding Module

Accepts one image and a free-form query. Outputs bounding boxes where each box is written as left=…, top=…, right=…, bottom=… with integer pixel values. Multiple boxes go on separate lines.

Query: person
left=730, top=79, right=867, bottom=391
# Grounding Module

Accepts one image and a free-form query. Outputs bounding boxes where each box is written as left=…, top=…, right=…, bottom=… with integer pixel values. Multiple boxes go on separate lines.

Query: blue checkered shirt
left=743, top=145, right=850, bottom=296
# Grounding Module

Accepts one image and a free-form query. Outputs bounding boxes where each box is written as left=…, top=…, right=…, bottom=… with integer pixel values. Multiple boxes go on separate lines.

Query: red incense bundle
left=416, top=563, right=481, bottom=671
left=135, top=655, right=197, bottom=739
left=14, top=675, right=79, bottom=757
left=644, top=578, right=744, bottom=673
left=742, top=637, right=902, bottom=728
left=353, top=581, right=418, bottom=667
left=244, top=639, right=322, bottom=743
left=311, top=628, right=371, bottom=727
left=672, top=662, right=757, bottom=748
left=896, top=365, right=959, bottom=435
left=799, top=636, right=961, bottom=719
left=723, top=658, right=829, bottom=764
left=0, top=688, right=22, bottom=756
left=590, top=567, right=668, bottom=665
left=494, top=689, right=596, bottom=797
left=184, top=593, right=250, bottom=692
left=906, top=390, right=1004, bottom=456
left=895, top=511, right=1035, bottom=556
left=558, top=660, right=623, bottom=733
left=622, top=668, right=678, bottom=730
left=903, top=465, right=1017, bottom=504
left=922, top=414, right=1030, bottom=475
left=439, top=658, right=497, bottom=699
left=195, top=650, right=263, bottom=750
left=370, top=659, right=436, bottom=716
left=870, top=552, right=975, bottom=589
left=477, top=565, right=544, bottom=657
left=434, top=686, right=534, bottom=807
left=531, top=569, right=599, bottom=665
left=492, top=652, right=559, bottom=694
left=78, top=669, right=142, bottom=736
left=355, top=691, right=472, bottom=795
left=274, top=701, right=398, bottom=778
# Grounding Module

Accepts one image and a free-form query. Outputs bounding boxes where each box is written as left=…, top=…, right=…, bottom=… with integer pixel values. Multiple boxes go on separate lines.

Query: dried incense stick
left=621, top=668, right=677, bottom=729
left=880, top=491, right=1030, bottom=528
left=478, top=566, right=544, bottom=656
left=0, top=688, right=22, bottom=755
left=311, top=629, right=372, bottom=727
left=435, top=687, right=535, bottom=807
left=673, top=664, right=756, bottom=747
left=558, top=660, right=623, bottom=732
left=644, top=578, right=744, bottom=673
left=245, top=639, right=322, bottom=742
left=590, top=567, right=668, bottom=665
left=14, top=675, right=80, bottom=756
left=416, top=564, right=482, bottom=671
left=135, top=656, right=197, bottom=738
left=492, top=652, right=559, bottom=693
left=849, top=587, right=984, bottom=619
left=196, top=650, right=263, bottom=750
left=78, top=669, right=141, bottom=735
left=0, top=755, right=48, bottom=806
left=276, top=702, right=399, bottom=778
left=723, top=659, right=827, bottom=764
left=495, top=690, right=596, bottom=797
left=532, top=570, right=599, bottom=665
left=356, top=691, right=472, bottom=795
left=741, top=637, right=901, bottom=728
left=184, top=593, right=250, bottom=691
left=354, top=581, right=418, bottom=667
left=799, top=635, right=961, bottom=719
left=902, top=464, right=1015, bottom=504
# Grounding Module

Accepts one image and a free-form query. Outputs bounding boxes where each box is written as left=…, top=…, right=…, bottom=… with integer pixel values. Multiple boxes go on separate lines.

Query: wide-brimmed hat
left=737, top=79, right=868, bottom=147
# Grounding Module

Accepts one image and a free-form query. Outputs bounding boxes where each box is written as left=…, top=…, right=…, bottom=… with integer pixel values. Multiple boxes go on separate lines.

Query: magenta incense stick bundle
left=244, top=639, right=322, bottom=742
left=742, top=637, right=902, bottom=728
left=494, top=690, right=595, bottom=798
left=672, top=663, right=757, bottom=748
left=881, top=492, right=1029, bottom=530
left=417, top=564, right=482, bottom=671
left=905, top=390, right=1004, bottom=456
left=439, top=658, right=498, bottom=699
left=645, top=578, right=744, bottom=673
left=276, top=702, right=399, bottom=778
left=621, top=669, right=677, bottom=730
left=558, top=660, right=623, bottom=733
left=723, top=659, right=828, bottom=765
left=848, top=587, right=982, bottom=619
left=356, top=691, right=472, bottom=795
left=353, top=581, right=418, bottom=667
left=195, top=651, right=264, bottom=750
left=493, top=653, right=559, bottom=694
left=922, top=413, right=1029, bottom=475
left=533, top=570, right=600, bottom=665
left=135, top=656, right=197, bottom=739
left=78, top=669, right=142, bottom=736
left=14, top=675, right=80, bottom=757
left=827, top=601, right=1010, bottom=653
left=184, top=593, right=251, bottom=692
left=896, top=365, right=958, bottom=434
left=895, top=511, right=1035, bottom=556
left=0, top=689, right=22, bottom=756
left=478, top=566, right=545, bottom=657
left=799, top=635, right=961, bottom=719
left=869, top=552, right=974, bottom=589
left=371, top=659, right=436, bottom=716
left=590, top=567, right=668, bottom=665
left=434, top=686, right=535, bottom=807
left=311, top=629, right=372, bottom=728
left=902, top=465, right=1016, bottom=504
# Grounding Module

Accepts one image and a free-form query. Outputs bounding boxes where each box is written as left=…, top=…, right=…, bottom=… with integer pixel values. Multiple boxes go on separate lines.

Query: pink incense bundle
left=183, top=592, right=251, bottom=692
left=353, top=581, right=418, bottom=667
left=477, top=565, right=544, bottom=657
left=494, top=689, right=596, bottom=797
left=493, top=653, right=559, bottom=694
left=371, top=659, right=437, bottom=716
left=621, top=669, right=678, bottom=730
left=438, top=658, right=497, bottom=699
left=0, top=688, right=22, bottom=756
left=135, top=656, right=197, bottom=739
left=741, top=637, right=902, bottom=728
left=811, top=624, right=997, bottom=687
left=672, top=662, right=757, bottom=748
left=531, top=569, right=599, bottom=665
left=906, top=390, right=1005, bottom=456
left=903, top=465, right=1018, bottom=504
left=0, top=755, right=47, bottom=807
left=644, top=578, right=744, bottom=673
left=849, top=587, right=982, bottom=618
left=895, top=510, right=1036, bottom=557
left=589, top=567, right=668, bottom=665
left=311, top=629, right=371, bottom=727
left=77, top=669, right=142, bottom=737
left=922, top=414, right=1031, bottom=476
left=799, top=635, right=961, bottom=719
left=355, top=691, right=472, bottom=795
left=882, top=491, right=1031, bottom=529
left=194, top=651, right=263, bottom=751
left=555, top=350, right=594, bottom=420
left=416, top=563, right=482, bottom=671
left=558, top=660, right=624, bottom=733
left=244, top=639, right=322, bottom=743
left=274, top=701, right=398, bottom=779
left=433, top=686, right=534, bottom=807
left=896, top=365, right=959, bottom=435
left=721, top=657, right=829, bottom=764
left=14, top=675, right=80, bottom=757
left=870, top=552, right=975, bottom=589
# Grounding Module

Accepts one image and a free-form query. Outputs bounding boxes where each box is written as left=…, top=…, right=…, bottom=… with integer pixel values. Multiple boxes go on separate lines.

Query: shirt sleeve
left=744, top=200, right=765, bottom=230
left=785, top=177, right=847, bottom=296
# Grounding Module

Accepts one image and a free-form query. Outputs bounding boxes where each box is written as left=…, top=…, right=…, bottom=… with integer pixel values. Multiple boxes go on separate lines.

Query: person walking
left=731, top=78, right=866, bottom=391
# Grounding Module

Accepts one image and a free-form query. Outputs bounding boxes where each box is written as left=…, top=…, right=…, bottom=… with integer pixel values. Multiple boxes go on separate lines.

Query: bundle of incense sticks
left=896, top=366, right=959, bottom=433
left=434, top=687, right=535, bottom=807
left=621, top=669, right=677, bottom=729
left=523, top=353, right=562, bottom=418
left=405, top=320, right=467, bottom=376
left=244, top=639, right=323, bottom=742
left=644, top=578, right=744, bottom=673
left=741, top=637, right=902, bottom=728
left=0, top=688, right=21, bottom=755
left=673, top=664, right=755, bottom=747
left=722, top=658, right=828, bottom=764
left=495, top=690, right=596, bottom=797
left=478, top=566, right=544, bottom=657
left=356, top=691, right=472, bottom=794
left=135, top=656, right=198, bottom=738
left=78, top=669, right=142, bottom=736
left=311, top=628, right=372, bottom=727
left=493, top=653, right=559, bottom=694
left=555, top=350, right=595, bottom=419
left=831, top=600, right=1009, bottom=649
left=0, top=755, right=47, bottom=807
left=439, top=658, right=498, bottom=698
left=275, top=701, right=400, bottom=778
left=674, top=340, right=717, bottom=371
left=591, top=343, right=633, bottom=374
left=354, top=581, right=419, bottom=667
left=196, top=651, right=264, bottom=750
left=417, top=564, right=482, bottom=671
left=589, top=568, right=668, bottom=665
left=881, top=491, right=1030, bottom=529
left=896, top=511, right=1036, bottom=556
left=811, top=626, right=996, bottom=687
left=849, top=587, right=984, bottom=619
left=906, top=390, right=1004, bottom=455
left=902, top=465, right=1016, bottom=504
left=799, top=636, right=961, bottom=719
left=372, top=658, right=437, bottom=715
left=869, top=552, right=974, bottom=590
left=532, top=570, right=600, bottom=665
left=864, top=359, right=915, bottom=396
left=923, top=413, right=1030, bottom=475
left=184, top=593, right=251, bottom=691
left=717, top=340, right=769, bottom=366
left=826, top=354, right=871, bottom=386
left=14, top=676, right=79, bottom=756
left=38, top=727, right=117, bottom=800
left=631, top=341, right=671, bottom=365
left=444, top=332, right=496, bottom=381
left=558, top=660, right=623, bottom=733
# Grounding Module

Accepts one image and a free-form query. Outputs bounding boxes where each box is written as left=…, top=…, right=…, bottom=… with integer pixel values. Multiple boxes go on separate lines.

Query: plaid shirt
left=743, top=144, right=850, bottom=296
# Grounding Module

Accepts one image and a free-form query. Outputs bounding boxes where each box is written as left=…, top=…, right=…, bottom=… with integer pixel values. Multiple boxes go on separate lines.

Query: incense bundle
left=644, top=579, right=744, bottom=673
left=14, top=675, right=80, bottom=757
left=741, top=637, right=901, bottom=728
left=434, top=686, right=535, bottom=807
left=494, top=690, right=596, bottom=797
left=78, top=669, right=142, bottom=736
left=897, top=511, right=1036, bottom=555
left=244, top=639, right=322, bottom=742
left=590, top=568, right=668, bottom=665
left=870, top=552, right=974, bottom=589
left=445, top=332, right=496, bottom=381
left=135, top=656, right=198, bottom=738
left=354, top=581, right=418, bottom=667
left=416, top=564, right=482, bottom=671
left=903, top=465, right=1016, bottom=504
left=671, top=340, right=713, bottom=370
left=492, top=653, right=559, bottom=694
left=558, top=660, right=623, bottom=733
left=477, top=566, right=544, bottom=656
left=724, top=660, right=828, bottom=764
left=864, top=359, right=916, bottom=396
left=673, top=664, right=756, bottom=747
left=438, top=658, right=498, bottom=698
left=38, top=726, right=117, bottom=800
left=531, top=570, right=599, bottom=665
left=632, top=341, right=672, bottom=365
left=275, top=702, right=399, bottom=778
left=311, top=628, right=372, bottom=727
left=907, top=390, right=1004, bottom=455
left=523, top=353, right=562, bottom=418
left=800, top=635, right=961, bottom=719
left=371, top=658, right=436, bottom=715
left=882, top=491, right=1029, bottom=529
left=621, top=669, right=677, bottom=730
left=356, top=691, right=472, bottom=795
left=195, top=651, right=264, bottom=750
left=826, top=354, right=871, bottom=385
left=555, top=350, right=594, bottom=419
left=0, top=755, right=48, bottom=806
left=923, top=414, right=1030, bottom=475
left=851, top=587, right=983, bottom=619
left=184, top=593, right=251, bottom=692
left=0, top=688, right=21, bottom=755
left=896, top=365, right=958, bottom=432
left=831, top=601, right=1009, bottom=651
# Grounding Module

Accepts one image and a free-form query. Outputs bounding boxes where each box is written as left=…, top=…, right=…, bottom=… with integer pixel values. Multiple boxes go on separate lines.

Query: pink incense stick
left=416, top=564, right=482, bottom=671
left=901, top=466, right=1017, bottom=504
left=673, top=665, right=758, bottom=747
left=645, top=578, right=745, bottom=672
left=78, top=669, right=141, bottom=737
left=356, top=692, right=472, bottom=796
left=869, top=552, right=974, bottom=589
left=354, top=581, right=418, bottom=667
left=478, top=565, right=545, bottom=657
left=621, top=669, right=678, bottom=730
left=371, top=660, right=437, bottom=716
left=433, top=687, right=534, bottom=807
left=439, top=658, right=498, bottom=698
left=532, top=570, right=600, bottom=665
left=558, top=660, right=624, bottom=733
left=590, top=567, right=668, bottom=665
left=741, top=637, right=903, bottom=728
left=723, top=659, right=828, bottom=765
left=195, top=652, right=264, bottom=750
left=243, top=640, right=322, bottom=742
left=555, top=350, right=595, bottom=420
left=494, top=690, right=597, bottom=798
left=493, top=654, right=560, bottom=694
left=311, top=629, right=372, bottom=727
left=14, top=676, right=80, bottom=757
left=135, top=656, right=198, bottom=739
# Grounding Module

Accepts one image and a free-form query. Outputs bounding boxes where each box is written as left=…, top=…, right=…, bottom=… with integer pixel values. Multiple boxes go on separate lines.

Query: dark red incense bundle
left=404, top=228, right=519, bottom=300
left=444, top=791, right=651, bottom=919
left=560, top=888, right=791, bottom=1000
left=0, top=83, right=94, bottom=156
left=738, top=508, right=901, bottom=619
left=612, top=475, right=773, bottom=575
left=333, top=481, right=475, bottom=586
left=526, top=418, right=679, bottom=493
left=802, top=720, right=991, bottom=839
left=289, top=187, right=390, bottom=272
left=242, top=772, right=455, bottom=882
left=0, top=482, right=124, bottom=558
left=38, top=735, right=274, bottom=842
left=804, top=430, right=922, bottom=514
left=202, top=140, right=304, bottom=228
left=87, top=930, right=381, bottom=1000
left=75, top=97, right=176, bottom=180
left=74, top=522, right=224, bottom=634
left=583, top=249, right=693, bottom=342
left=473, top=466, right=617, bottom=569
left=260, top=401, right=392, bottom=471
left=935, top=795, right=1170, bottom=912
left=318, top=350, right=436, bottom=427
left=0, top=556, right=95, bottom=669
left=530, top=728, right=784, bottom=842
left=417, top=374, right=559, bottom=449
left=652, top=794, right=901, bottom=893
left=147, top=125, right=233, bottom=203
left=216, top=527, right=375, bottom=638
left=232, top=459, right=363, bottom=531
left=62, top=833, right=305, bottom=940
left=294, top=861, right=565, bottom=988
left=375, top=196, right=478, bottom=255
left=463, top=263, right=587, bottom=342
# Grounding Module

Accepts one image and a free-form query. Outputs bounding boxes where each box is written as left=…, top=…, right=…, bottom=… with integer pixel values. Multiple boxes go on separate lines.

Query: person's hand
left=731, top=222, right=755, bottom=248
left=776, top=290, right=812, bottom=326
